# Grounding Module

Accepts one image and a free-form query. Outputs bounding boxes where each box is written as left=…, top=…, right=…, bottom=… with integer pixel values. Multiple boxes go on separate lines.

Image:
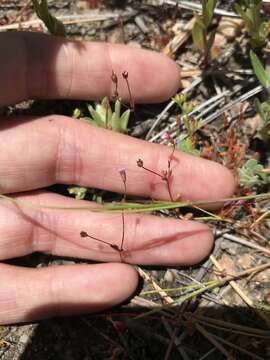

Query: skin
left=0, top=32, right=236, bottom=325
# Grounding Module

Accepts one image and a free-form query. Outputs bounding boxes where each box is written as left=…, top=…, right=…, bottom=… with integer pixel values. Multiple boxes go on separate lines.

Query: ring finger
left=0, top=191, right=213, bottom=265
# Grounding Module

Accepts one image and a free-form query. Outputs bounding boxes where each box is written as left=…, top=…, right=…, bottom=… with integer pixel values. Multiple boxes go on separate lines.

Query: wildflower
left=118, top=168, right=127, bottom=183
left=111, top=70, right=118, bottom=84
left=162, top=131, right=175, bottom=145
left=122, top=71, right=128, bottom=79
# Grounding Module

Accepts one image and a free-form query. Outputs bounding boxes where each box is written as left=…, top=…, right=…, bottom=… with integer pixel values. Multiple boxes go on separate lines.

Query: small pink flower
left=162, top=131, right=172, bottom=140
left=118, top=167, right=127, bottom=183
left=162, top=131, right=175, bottom=145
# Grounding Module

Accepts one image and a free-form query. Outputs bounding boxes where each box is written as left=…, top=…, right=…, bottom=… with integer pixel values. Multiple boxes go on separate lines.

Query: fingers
left=0, top=116, right=235, bottom=201
left=0, top=262, right=138, bottom=324
left=0, top=31, right=180, bottom=106
left=0, top=192, right=213, bottom=266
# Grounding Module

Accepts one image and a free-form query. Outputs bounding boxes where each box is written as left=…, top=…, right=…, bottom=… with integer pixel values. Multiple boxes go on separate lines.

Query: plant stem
left=140, top=165, right=163, bottom=179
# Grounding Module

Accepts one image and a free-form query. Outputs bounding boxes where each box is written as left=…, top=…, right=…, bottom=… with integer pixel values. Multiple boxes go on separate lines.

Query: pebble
left=19, top=334, right=29, bottom=346
left=164, top=269, right=175, bottom=283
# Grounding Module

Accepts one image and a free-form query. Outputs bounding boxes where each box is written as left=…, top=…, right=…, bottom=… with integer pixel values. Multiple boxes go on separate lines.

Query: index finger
left=0, top=32, right=180, bottom=106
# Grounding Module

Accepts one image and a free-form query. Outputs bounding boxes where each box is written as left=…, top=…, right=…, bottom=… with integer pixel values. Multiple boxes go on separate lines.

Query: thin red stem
left=80, top=231, right=120, bottom=251
left=122, top=72, right=135, bottom=112
left=119, top=211, right=125, bottom=262
left=119, top=173, right=127, bottom=262
left=168, top=144, right=176, bottom=173
left=165, top=178, right=174, bottom=202
left=141, top=166, right=163, bottom=179
left=111, top=70, right=119, bottom=100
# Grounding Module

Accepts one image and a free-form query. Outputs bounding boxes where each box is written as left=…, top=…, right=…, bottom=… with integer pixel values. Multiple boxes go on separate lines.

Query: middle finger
left=0, top=116, right=235, bottom=200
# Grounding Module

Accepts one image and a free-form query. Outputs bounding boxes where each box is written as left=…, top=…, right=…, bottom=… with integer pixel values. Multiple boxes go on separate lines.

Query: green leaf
left=110, top=100, right=121, bottom=131
left=87, top=97, right=113, bottom=128
left=87, top=105, right=106, bottom=128
left=235, top=2, right=268, bottom=47
left=255, top=98, right=270, bottom=124
left=250, top=50, right=270, bottom=90
left=259, top=22, right=270, bottom=41
left=252, top=3, right=263, bottom=28
left=86, top=97, right=129, bottom=133
left=194, top=13, right=206, bottom=29
left=177, top=138, right=201, bottom=156
left=72, top=108, right=81, bottom=119
left=114, top=100, right=121, bottom=121
left=239, top=159, right=268, bottom=187
left=68, top=186, right=88, bottom=200
left=111, top=112, right=120, bottom=132
left=192, top=21, right=205, bottom=52
left=235, top=4, right=251, bottom=25
left=172, top=93, right=187, bottom=108
left=254, top=0, right=263, bottom=5
left=120, top=109, right=130, bottom=132
left=235, top=3, right=254, bottom=37
left=32, top=0, right=66, bottom=36
left=203, top=0, right=217, bottom=28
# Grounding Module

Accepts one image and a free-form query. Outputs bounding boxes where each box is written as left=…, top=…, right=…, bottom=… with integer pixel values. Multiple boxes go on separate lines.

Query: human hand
left=0, top=32, right=235, bottom=324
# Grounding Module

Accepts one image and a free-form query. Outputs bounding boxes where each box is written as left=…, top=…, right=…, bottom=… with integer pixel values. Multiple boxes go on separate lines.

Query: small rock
left=245, top=114, right=264, bottom=136
left=237, top=253, right=254, bottom=269
left=135, top=16, right=149, bottom=34
left=218, top=17, right=244, bottom=40
left=171, top=21, right=184, bottom=35
left=127, top=41, right=141, bottom=48
left=220, top=241, right=238, bottom=256
left=254, top=268, right=270, bottom=283
left=164, top=269, right=175, bottom=283
left=76, top=0, right=89, bottom=10
left=211, top=33, right=226, bottom=61
left=216, top=254, right=237, bottom=277
left=20, top=334, right=29, bottom=345
left=108, top=28, right=125, bottom=44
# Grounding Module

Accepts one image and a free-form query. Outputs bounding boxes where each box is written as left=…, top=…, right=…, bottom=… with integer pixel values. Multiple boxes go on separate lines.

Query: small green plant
left=71, top=72, right=132, bottom=199
left=68, top=186, right=88, bottom=200
left=235, top=0, right=270, bottom=48
left=250, top=50, right=270, bottom=139
left=71, top=97, right=130, bottom=200
left=239, top=159, right=268, bottom=187
left=172, top=94, right=202, bottom=156
left=32, top=0, right=66, bottom=36
left=74, top=71, right=131, bottom=134
left=192, top=0, right=218, bottom=66
left=85, top=97, right=130, bottom=133
left=250, top=50, right=270, bottom=90
left=177, top=138, right=201, bottom=156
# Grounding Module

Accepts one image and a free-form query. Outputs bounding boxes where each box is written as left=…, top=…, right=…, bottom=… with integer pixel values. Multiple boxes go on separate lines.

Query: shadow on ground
left=2, top=304, right=269, bottom=360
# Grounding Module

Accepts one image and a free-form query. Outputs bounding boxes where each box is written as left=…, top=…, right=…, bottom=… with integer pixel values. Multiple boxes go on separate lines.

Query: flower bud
left=118, top=168, right=127, bottom=183
left=122, top=71, right=129, bottom=79
left=111, top=70, right=118, bottom=83
left=80, top=231, right=88, bottom=238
